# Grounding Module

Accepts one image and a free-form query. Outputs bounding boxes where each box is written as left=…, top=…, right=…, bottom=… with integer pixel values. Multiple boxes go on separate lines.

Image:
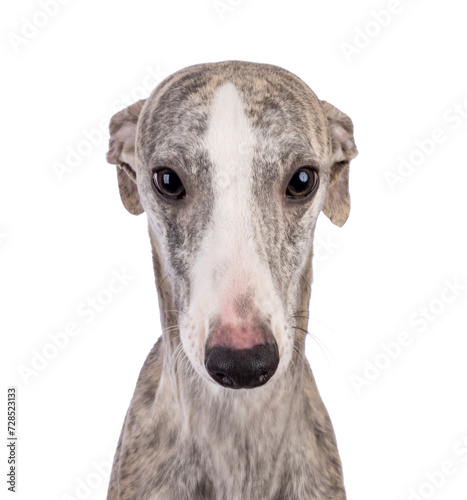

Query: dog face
left=107, top=61, right=357, bottom=390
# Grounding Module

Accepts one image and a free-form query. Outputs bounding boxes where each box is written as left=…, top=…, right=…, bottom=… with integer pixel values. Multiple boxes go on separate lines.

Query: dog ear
left=106, top=100, right=146, bottom=215
left=320, top=101, right=358, bottom=227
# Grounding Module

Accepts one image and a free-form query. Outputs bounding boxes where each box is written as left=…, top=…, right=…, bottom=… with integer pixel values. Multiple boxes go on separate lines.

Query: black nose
left=205, top=343, right=279, bottom=389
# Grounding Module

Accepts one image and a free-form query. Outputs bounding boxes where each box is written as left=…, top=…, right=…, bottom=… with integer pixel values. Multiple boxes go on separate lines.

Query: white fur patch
left=180, top=82, right=291, bottom=384
left=203, top=82, right=258, bottom=303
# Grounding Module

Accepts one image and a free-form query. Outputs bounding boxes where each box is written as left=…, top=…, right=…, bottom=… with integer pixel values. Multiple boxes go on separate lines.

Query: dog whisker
left=293, top=325, right=330, bottom=363
left=300, top=273, right=312, bottom=291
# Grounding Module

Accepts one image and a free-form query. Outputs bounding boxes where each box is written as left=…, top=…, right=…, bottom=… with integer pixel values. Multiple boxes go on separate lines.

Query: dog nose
left=205, top=342, right=279, bottom=389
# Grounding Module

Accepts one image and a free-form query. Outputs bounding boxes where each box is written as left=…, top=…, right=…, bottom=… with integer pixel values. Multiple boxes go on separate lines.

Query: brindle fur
left=105, top=61, right=358, bottom=500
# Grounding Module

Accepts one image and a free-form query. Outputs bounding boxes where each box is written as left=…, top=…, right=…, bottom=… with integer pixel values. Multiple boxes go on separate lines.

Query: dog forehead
left=136, top=61, right=330, bottom=172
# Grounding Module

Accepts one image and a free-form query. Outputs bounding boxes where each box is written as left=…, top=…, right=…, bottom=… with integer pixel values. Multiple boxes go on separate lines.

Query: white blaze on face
left=200, top=82, right=260, bottom=318
left=180, top=82, right=291, bottom=381
left=205, top=81, right=255, bottom=223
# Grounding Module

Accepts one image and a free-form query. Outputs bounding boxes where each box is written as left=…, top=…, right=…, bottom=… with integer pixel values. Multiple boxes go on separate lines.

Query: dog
left=105, top=60, right=358, bottom=500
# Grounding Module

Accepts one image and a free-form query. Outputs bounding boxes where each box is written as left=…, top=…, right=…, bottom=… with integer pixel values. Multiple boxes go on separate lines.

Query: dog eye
left=286, top=168, right=319, bottom=198
left=153, top=168, right=186, bottom=199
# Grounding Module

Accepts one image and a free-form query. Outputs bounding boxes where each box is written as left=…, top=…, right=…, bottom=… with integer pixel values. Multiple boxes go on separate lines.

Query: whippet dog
left=105, top=60, right=358, bottom=500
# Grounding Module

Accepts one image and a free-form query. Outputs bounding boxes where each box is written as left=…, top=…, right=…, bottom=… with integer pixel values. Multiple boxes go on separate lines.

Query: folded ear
left=106, top=99, right=146, bottom=215
left=320, top=100, right=358, bottom=227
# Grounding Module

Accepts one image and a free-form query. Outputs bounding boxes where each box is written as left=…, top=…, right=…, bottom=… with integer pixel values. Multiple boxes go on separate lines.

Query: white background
left=2, top=1, right=467, bottom=499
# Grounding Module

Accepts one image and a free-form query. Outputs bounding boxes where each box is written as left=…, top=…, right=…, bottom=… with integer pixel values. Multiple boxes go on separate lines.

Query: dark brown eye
left=153, top=168, right=185, bottom=199
left=286, top=167, right=319, bottom=198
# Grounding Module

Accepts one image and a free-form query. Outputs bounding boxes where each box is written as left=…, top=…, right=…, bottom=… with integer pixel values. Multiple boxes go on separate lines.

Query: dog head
left=106, top=61, right=357, bottom=390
